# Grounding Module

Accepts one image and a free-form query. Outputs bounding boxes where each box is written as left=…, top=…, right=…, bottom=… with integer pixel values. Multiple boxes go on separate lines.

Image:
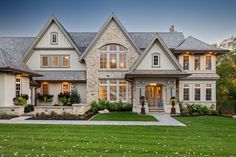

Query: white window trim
left=205, top=84, right=212, bottom=101
left=183, top=55, right=190, bottom=70
left=50, top=32, right=58, bottom=45
left=194, top=84, right=201, bottom=101
left=183, top=84, right=189, bottom=101
left=40, top=55, right=70, bottom=68
left=152, top=53, right=160, bottom=68
left=16, top=76, right=21, bottom=97
left=99, top=44, right=127, bottom=70
left=194, top=55, right=201, bottom=71
left=205, top=55, right=212, bottom=70
left=99, top=79, right=128, bottom=102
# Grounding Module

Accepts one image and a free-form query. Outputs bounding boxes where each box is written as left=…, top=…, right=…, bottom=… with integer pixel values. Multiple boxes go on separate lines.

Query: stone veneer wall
left=85, top=19, right=139, bottom=104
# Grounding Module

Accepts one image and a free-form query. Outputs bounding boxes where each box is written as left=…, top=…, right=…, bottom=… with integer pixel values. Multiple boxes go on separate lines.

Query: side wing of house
left=23, top=17, right=87, bottom=105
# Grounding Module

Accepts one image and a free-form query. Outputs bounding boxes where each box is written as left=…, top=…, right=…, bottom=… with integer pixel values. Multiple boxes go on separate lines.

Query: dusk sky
left=0, top=0, right=235, bottom=44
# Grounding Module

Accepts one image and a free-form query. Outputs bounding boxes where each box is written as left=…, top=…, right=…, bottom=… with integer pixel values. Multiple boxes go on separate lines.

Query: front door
left=145, top=84, right=163, bottom=109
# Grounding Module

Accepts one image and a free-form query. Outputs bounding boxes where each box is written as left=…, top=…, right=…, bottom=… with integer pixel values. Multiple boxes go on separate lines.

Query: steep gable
left=130, top=34, right=185, bottom=72
left=22, top=16, right=81, bottom=63
left=79, top=13, right=141, bottom=62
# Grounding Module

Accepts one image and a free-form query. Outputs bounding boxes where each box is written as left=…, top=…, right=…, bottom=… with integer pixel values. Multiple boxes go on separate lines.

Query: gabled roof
left=175, top=36, right=228, bottom=52
left=22, top=16, right=81, bottom=63
left=129, top=34, right=187, bottom=73
left=79, top=12, right=142, bottom=62
left=0, top=48, right=41, bottom=76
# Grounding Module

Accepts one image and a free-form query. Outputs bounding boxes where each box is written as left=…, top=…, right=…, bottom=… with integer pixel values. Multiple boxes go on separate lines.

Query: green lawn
left=91, top=112, right=158, bottom=121
left=0, top=116, right=236, bottom=156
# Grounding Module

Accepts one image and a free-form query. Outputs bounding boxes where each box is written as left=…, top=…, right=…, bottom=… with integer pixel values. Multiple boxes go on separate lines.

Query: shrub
left=179, top=102, right=184, bottom=115
left=58, top=92, right=70, bottom=106
left=91, top=101, right=100, bottom=113
left=24, top=104, right=34, bottom=113
left=70, top=89, right=81, bottom=104
left=18, top=96, right=27, bottom=105
left=90, top=100, right=132, bottom=112
left=99, top=99, right=110, bottom=110
left=218, top=100, right=236, bottom=115
left=122, top=103, right=133, bottom=111
left=37, top=93, right=54, bottom=103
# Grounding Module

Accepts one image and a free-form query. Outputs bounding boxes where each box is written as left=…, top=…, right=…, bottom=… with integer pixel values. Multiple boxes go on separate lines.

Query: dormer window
left=152, top=53, right=160, bottom=67
left=50, top=32, right=58, bottom=45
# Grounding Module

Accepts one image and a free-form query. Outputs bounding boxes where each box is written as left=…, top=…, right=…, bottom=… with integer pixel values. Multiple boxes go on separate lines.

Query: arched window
left=99, top=44, right=127, bottom=70
left=152, top=53, right=160, bottom=67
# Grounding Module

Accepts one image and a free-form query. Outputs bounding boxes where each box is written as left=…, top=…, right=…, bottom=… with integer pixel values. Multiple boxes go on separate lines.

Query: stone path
left=0, top=113, right=186, bottom=126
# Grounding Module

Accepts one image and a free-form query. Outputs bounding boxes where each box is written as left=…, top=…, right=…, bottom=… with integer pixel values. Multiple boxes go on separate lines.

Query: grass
left=0, top=116, right=235, bottom=156
left=91, top=112, right=158, bottom=121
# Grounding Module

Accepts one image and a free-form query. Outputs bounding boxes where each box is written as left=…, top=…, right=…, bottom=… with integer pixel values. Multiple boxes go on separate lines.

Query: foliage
left=91, top=100, right=132, bottom=112
left=12, top=94, right=29, bottom=106
left=216, top=50, right=236, bottom=115
left=24, top=104, right=34, bottom=113
left=0, top=113, right=18, bottom=119
left=36, top=93, right=54, bottom=103
left=70, top=89, right=81, bottom=104
left=179, top=103, right=218, bottom=117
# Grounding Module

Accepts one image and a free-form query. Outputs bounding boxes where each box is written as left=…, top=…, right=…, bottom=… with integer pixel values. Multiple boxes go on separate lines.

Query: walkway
left=0, top=113, right=186, bottom=126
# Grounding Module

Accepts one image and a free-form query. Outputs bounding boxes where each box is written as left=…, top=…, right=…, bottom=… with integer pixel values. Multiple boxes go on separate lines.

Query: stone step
left=149, top=109, right=165, bottom=112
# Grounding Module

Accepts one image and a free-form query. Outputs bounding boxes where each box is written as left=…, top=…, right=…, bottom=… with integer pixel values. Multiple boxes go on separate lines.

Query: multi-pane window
left=51, top=32, right=58, bottom=45
left=194, top=84, right=201, bottom=101
left=16, top=77, right=21, bottom=97
left=206, top=84, right=212, bottom=101
left=99, top=44, right=127, bottom=70
left=183, top=56, right=189, bottom=70
left=42, top=82, right=49, bottom=95
left=99, top=79, right=128, bottom=101
left=41, top=55, right=70, bottom=68
left=153, top=53, right=160, bottom=67
left=183, top=84, right=189, bottom=101
left=194, top=56, right=201, bottom=70
left=205, top=56, right=212, bottom=70
left=62, top=82, right=70, bottom=93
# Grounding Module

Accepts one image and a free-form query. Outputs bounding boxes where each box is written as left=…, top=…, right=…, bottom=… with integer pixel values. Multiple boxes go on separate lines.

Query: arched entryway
left=145, top=83, right=164, bottom=109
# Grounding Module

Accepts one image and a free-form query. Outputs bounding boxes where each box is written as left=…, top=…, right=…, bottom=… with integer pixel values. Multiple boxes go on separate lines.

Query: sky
left=0, top=0, right=235, bottom=44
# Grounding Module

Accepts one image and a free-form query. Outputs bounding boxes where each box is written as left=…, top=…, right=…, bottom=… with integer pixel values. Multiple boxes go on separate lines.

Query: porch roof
left=33, top=70, right=86, bottom=82
left=125, top=70, right=190, bottom=78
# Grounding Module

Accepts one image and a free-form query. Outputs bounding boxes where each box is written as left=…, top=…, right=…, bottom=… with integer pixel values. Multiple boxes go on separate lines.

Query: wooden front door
left=145, top=84, right=163, bottom=109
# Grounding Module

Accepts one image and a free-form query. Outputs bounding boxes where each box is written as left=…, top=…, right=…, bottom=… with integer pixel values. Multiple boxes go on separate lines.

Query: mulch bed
left=0, top=114, right=18, bottom=120
left=27, top=110, right=96, bottom=120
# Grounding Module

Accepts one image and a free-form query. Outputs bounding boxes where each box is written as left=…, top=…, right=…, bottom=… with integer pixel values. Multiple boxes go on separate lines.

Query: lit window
left=183, top=56, right=189, bottom=70
left=41, top=55, right=70, bottom=68
left=206, top=84, right=212, bottom=101
left=52, top=56, right=59, bottom=67
left=194, top=84, right=201, bottom=101
left=51, top=32, right=58, bottom=45
left=16, top=77, right=21, bottom=97
left=194, top=56, right=201, bottom=70
left=183, top=84, right=189, bottom=101
left=99, top=44, right=127, bottom=70
left=62, top=56, right=69, bottom=67
left=206, top=56, right=212, bottom=70
left=99, top=79, right=128, bottom=101
left=62, top=82, right=70, bottom=93
left=152, top=53, right=160, bottom=67
left=42, top=82, right=49, bottom=95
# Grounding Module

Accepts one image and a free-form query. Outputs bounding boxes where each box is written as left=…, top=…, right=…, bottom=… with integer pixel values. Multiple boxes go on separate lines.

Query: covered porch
left=126, top=70, right=189, bottom=113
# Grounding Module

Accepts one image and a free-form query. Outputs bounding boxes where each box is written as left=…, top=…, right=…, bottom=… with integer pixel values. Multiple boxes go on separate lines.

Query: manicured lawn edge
left=90, top=112, right=158, bottom=121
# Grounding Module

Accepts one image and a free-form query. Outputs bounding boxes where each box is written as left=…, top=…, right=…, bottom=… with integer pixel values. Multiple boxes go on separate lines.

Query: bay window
left=99, top=44, right=127, bottom=70
left=99, top=79, right=128, bottom=101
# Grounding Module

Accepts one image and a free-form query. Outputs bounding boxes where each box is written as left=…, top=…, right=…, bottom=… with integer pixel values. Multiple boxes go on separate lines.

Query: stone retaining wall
left=0, top=106, right=25, bottom=116
left=34, top=104, right=91, bottom=115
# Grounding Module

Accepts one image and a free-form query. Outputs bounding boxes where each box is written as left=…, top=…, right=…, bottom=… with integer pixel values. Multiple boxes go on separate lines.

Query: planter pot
left=171, top=107, right=176, bottom=114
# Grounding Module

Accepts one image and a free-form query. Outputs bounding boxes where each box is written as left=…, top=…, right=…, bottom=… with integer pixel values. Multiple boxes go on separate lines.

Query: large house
left=0, top=13, right=228, bottom=114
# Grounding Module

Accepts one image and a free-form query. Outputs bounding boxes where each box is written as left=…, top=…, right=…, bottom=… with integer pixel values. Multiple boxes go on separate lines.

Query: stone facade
left=85, top=19, right=139, bottom=104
